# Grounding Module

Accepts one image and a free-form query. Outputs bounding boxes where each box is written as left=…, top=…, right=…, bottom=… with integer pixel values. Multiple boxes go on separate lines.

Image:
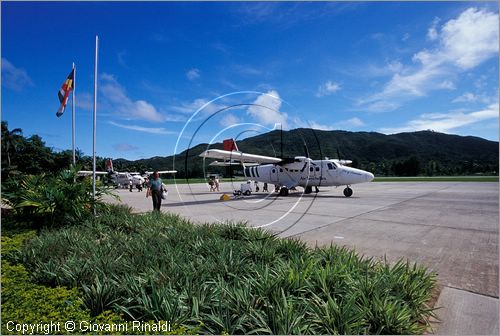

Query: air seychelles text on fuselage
left=299, top=176, right=326, bottom=181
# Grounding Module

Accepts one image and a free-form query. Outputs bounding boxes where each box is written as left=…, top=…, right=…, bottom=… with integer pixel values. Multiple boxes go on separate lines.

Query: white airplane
left=78, top=159, right=176, bottom=188
left=199, top=139, right=374, bottom=197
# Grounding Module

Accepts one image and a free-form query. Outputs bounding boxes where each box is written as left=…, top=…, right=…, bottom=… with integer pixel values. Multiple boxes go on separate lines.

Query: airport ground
left=104, top=181, right=499, bottom=335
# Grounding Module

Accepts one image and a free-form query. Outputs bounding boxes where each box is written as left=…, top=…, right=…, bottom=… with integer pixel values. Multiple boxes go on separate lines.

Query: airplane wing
left=332, top=159, right=353, bottom=165
left=78, top=170, right=109, bottom=176
left=199, top=149, right=282, bottom=164
left=145, top=170, right=177, bottom=175
left=208, top=160, right=259, bottom=167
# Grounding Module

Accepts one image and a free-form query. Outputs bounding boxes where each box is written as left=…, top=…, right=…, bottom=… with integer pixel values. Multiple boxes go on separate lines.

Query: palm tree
left=1, top=121, right=23, bottom=168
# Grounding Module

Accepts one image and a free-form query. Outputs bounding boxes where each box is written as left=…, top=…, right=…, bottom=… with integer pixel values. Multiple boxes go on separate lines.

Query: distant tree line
left=2, top=121, right=498, bottom=182
left=1, top=121, right=108, bottom=182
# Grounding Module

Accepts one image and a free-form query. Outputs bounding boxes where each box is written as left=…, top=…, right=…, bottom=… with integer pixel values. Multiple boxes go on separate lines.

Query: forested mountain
left=2, top=120, right=497, bottom=179
left=114, top=129, right=499, bottom=178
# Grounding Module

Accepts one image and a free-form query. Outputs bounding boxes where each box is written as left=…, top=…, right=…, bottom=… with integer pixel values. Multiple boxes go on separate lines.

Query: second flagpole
left=72, top=62, right=76, bottom=166
left=92, top=35, right=98, bottom=215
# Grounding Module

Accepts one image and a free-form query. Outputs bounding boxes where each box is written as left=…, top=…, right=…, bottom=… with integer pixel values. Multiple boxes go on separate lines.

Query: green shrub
left=1, top=228, right=198, bottom=335
left=1, top=229, right=91, bottom=335
left=2, top=167, right=116, bottom=228
left=15, top=211, right=437, bottom=334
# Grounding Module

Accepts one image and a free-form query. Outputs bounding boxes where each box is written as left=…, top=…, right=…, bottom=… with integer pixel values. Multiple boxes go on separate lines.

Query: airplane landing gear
left=279, top=187, right=289, bottom=196
left=343, top=186, right=353, bottom=197
left=304, top=186, right=312, bottom=194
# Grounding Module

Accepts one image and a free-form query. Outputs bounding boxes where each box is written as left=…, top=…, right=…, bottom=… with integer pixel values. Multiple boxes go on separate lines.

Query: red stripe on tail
left=223, top=139, right=239, bottom=151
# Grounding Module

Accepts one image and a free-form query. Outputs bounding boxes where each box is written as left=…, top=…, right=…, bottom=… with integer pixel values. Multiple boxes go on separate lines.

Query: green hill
left=114, top=129, right=498, bottom=178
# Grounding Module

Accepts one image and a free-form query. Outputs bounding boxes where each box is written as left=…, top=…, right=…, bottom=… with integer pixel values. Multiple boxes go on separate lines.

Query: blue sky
left=2, top=1, right=498, bottom=160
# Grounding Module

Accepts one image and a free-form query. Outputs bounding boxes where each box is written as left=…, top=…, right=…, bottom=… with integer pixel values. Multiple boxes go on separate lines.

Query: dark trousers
left=151, top=189, right=162, bottom=211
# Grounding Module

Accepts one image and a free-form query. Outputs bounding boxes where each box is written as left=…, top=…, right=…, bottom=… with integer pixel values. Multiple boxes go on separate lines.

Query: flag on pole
left=56, top=69, right=75, bottom=117
left=105, top=158, right=113, bottom=172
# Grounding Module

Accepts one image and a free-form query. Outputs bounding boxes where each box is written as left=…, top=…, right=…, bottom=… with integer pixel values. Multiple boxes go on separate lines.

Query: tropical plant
left=1, top=166, right=116, bottom=228
left=15, top=210, right=438, bottom=334
left=1, top=121, right=24, bottom=181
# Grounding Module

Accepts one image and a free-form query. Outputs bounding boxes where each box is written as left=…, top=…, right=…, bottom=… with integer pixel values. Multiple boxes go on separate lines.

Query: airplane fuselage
left=242, top=157, right=374, bottom=189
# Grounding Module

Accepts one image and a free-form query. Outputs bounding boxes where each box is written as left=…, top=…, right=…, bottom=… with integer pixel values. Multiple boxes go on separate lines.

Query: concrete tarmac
left=104, top=181, right=499, bottom=334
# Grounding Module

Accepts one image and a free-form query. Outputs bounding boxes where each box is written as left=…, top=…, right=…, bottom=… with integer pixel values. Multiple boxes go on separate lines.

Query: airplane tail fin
left=222, top=138, right=246, bottom=174
left=223, top=138, right=239, bottom=151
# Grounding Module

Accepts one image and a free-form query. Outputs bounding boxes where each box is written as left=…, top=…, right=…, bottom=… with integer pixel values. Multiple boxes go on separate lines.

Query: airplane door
left=312, top=165, right=321, bottom=180
left=326, top=162, right=339, bottom=180
left=270, top=166, right=279, bottom=183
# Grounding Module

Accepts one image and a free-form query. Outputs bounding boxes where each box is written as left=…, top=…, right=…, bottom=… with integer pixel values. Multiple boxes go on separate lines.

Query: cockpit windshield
left=327, top=162, right=337, bottom=170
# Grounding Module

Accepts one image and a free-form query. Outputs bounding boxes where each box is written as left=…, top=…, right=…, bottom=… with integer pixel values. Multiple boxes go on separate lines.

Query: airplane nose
left=366, top=172, right=374, bottom=182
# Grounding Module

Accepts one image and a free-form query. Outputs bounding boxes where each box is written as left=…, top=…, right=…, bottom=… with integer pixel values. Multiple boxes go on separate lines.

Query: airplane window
left=327, top=163, right=336, bottom=170
left=310, top=167, right=314, bottom=172
left=285, top=168, right=288, bottom=171
left=272, top=169, right=276, bottom=173
left=280, top=168, right=283, bottom=172
left=315, top=167, right=320, bottom=171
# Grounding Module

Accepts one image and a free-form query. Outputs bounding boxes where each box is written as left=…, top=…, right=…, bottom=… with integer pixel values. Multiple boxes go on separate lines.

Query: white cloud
left=427, top=17, right=440, bottom=41
left=232, top=64, right=263, bottom=76
left=359, top=7, right=498, bottom=112
left=117, top=51, right=128, bottom=68
left=171, top=98, right=226, bottom=116
left=379, top=103, right=499, bottom=134
left=75, top=92, right=93, bottom=111
left=452, top=92, right=494, bottom=104
left=113, top=143, right=139, bottom=151
left=292, top=116, right=365, bottom=130
left=437, top=80, right=455, bottom=90
left=247, top=90, right=288, bottom=127
left=316, top=80, right=341, bottom=97
left=108, top=121, right=177, bottom=135
left=100, top=73, right=165, bottom=122
left=363, top=60, right=404, bottom=77
left=340, top=117, right=365, bottom=127
left=1, top=58, right=33, bottom=91
left=474, top=74, right=488, bottom=89
left=149, top=33, right=169, bottom=43
left=453, top=92, right=477, bottom=103
left=441, top=8, right=498, bottom=69
left=186, top=68, right=200, bottom=80
left=219, top=114, right=240, bottom=127
left=292, top=117, right=333, bottom=130
left=362, top=100, right=401, bottom=113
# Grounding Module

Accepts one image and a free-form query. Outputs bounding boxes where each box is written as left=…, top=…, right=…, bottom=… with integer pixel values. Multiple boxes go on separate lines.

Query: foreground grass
left=4, top=206, right=437, bottom=334
left=374, top=176, right=498, bottom=182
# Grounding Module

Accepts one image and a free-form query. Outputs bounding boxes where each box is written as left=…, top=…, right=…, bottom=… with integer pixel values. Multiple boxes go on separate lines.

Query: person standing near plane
left=214, top=176, right=220, bottom=192
left=147, top=171, right=163, bottom=211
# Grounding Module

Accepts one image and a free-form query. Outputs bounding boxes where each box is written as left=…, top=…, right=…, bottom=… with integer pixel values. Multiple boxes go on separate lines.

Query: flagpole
left=72, top=62, right=76, bottom=166
left=92, top=35, right=99, bottom=215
